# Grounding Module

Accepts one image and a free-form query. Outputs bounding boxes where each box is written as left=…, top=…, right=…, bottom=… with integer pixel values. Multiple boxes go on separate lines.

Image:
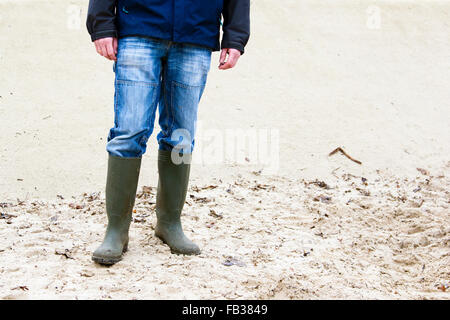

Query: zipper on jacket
left=171, top=0, right=175, bottom=41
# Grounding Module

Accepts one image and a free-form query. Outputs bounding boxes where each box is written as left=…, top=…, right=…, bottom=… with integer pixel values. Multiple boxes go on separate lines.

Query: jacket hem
left=91, top=29, right=118, bottom=42
left=221, top=41, right=245, bottom=55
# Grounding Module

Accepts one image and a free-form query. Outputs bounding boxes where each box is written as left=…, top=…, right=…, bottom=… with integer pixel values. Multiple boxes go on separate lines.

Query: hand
left=94, top=37, right=118, bottom=61
left=219, top=48, right=241, bottom=70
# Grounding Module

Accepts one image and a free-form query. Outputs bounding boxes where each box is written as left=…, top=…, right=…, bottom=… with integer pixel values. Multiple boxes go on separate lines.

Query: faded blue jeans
left=107, top=37, right=212, bottom=158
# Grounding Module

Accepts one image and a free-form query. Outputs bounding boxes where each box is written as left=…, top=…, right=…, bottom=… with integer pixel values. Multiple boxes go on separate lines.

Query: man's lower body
left=92, top=37, right=211, bottom=265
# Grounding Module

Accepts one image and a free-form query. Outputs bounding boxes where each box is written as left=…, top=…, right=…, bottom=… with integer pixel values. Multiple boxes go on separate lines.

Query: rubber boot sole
left=92, top=241, right=128, bottom=266
left=155, top=232, right=201, bottom=256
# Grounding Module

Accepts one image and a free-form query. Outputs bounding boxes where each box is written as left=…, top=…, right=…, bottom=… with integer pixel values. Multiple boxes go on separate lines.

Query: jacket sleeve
left=221, top=0, right=250, bottom=54
left=86, top=0, right=117, bottom=41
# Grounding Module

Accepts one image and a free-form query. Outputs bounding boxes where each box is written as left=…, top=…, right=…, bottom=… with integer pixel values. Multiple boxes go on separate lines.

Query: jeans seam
left=168, top=81, right=176, bottom=135
left=172, top=79, right=205, bottom=89
left=144, top=83, right=160, bottom=143
left=116, top=79, right=159, bottom=87
left=113, top=80, right=120, bottom=129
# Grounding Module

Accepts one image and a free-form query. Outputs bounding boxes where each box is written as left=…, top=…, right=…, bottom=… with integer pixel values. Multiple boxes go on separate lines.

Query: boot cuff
left=158, top=150, right=192, bottom=164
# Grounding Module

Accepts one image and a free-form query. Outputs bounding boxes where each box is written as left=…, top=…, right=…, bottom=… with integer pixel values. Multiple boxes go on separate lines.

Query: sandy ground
left=0, top=0, right=449, bottom=299
left=0, top=165, right=448, bottom=299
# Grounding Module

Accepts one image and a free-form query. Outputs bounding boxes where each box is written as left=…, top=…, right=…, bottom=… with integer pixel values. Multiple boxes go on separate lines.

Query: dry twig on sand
left=329, top=147, right=362, bottom=165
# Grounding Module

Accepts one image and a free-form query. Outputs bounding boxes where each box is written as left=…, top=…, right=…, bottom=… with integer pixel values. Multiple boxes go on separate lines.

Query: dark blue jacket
left=87, top=0, right=250, bottom=53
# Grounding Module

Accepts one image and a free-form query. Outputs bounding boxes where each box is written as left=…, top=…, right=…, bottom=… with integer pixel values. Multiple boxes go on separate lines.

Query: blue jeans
left=107, top=37, right=212, bottom=158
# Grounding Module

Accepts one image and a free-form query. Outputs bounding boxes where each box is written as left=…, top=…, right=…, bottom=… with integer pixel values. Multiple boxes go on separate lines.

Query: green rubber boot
left=155, top=150, right=201, bottom=255
left=92, top=156, right=141, bottom=265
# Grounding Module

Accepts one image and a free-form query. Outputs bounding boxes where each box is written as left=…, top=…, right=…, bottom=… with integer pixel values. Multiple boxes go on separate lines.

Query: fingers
left=113, top=38, right=118, bottom=56
left=94, top=41, right=102, bottom=56
left=219, top=49, right=228, bottom=67
left=105, top=41, right=116, bottom=61
left=219, top=48, right=241, bottom=70
left=93, top=37, right=117, bottom=61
